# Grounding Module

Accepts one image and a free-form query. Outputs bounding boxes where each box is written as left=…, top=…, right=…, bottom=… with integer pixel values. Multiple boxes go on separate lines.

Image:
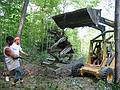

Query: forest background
left=0, top=0, right=114, bottom=62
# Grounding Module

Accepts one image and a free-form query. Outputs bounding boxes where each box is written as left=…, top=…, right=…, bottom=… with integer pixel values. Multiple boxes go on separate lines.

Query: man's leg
left=16, top=67, right=28, bottom=83
left=10, top=69, right=19, bottom=86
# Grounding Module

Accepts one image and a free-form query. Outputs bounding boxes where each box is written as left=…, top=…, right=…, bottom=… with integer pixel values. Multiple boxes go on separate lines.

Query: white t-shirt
left=10, top=43, right=22, bottom=56
left=3, top=46, right=20, bottom=71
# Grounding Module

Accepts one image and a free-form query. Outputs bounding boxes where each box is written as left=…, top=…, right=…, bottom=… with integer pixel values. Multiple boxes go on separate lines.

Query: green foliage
left=97, top=80, right=120, bottom=90
left=0, top=0, right=102, bottom=61
left=97, top=80, right=106, bottom=90
left=31, top=0, right=60, bottom=14
left=0, top=63, right=4, bottom=70
left=48, top=82, right=59, bottom=90
left=0, top=0, right=23, bottom=33
left=0, top=0, right=23, bottom=53
left=71, top=0, right=100, bottom=8
left=65, top=29, right=82, bottom=58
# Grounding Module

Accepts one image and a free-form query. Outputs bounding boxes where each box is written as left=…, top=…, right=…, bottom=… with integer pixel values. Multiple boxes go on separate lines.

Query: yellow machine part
left=79, top=64, right=100, bottom=78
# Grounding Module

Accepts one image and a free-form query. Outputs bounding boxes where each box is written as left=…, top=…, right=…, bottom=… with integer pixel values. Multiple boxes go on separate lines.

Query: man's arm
left=20, top=50, right=28, bottom=56
left=5, top=48, right=19, bottom=59
left=19, top=46, right=28, bottom=56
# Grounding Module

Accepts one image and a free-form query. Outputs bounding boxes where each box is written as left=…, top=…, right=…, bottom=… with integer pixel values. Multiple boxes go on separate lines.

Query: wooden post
left=114, top=0, right=120, bottom=83
left=17, top=0, right=29, bottom=37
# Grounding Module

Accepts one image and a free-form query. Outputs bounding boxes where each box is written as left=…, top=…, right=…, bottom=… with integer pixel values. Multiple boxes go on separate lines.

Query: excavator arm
left=100, top=17, right=114, bottom=28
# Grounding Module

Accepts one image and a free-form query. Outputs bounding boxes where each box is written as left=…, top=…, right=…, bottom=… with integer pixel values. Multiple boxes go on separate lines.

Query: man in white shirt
left=10, top=36, right=28, bottom=84
left=4, top=36, right=27, bottom=86
left=10, top=36, right=28, bottom=56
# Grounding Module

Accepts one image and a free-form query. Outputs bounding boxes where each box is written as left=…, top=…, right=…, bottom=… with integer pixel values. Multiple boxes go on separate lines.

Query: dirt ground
left=0, top=60, right=117, bottom=90
left=16, top=61, right=100, bottom=90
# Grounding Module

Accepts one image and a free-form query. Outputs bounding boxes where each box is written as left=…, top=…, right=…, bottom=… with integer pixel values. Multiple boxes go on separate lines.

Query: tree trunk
left=17, top=0, right=29, bottom=37
left=114, top=0, right=120, bottom=83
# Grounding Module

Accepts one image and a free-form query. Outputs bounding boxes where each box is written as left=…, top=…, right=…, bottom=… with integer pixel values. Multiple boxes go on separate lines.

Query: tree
left=17, top=0, right=29, bottom=37
left=0, top=0, right=23, bottom=54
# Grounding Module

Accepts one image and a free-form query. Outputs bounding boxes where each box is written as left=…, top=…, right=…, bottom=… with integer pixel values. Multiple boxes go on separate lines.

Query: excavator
left=52, top=8, right=115, bottom=83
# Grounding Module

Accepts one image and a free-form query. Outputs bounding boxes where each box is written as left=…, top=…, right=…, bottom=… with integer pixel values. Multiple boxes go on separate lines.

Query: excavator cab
left=70, top=30, right=115, bottom=83
left=88, top=30, right=115, bottom=67
left=52, top=8, right=115, bottom=83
